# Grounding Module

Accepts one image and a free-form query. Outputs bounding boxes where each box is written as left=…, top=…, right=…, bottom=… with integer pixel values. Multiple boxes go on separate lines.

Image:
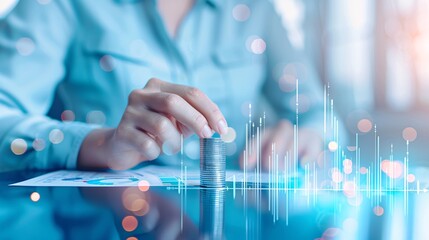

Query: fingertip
left=161, top=135, right=183, bottom=156
left=147, top=144, right=162, bottom=161
left=201, top=124, right=214, bottom=138
left=217, top=119, right=228, bottom=135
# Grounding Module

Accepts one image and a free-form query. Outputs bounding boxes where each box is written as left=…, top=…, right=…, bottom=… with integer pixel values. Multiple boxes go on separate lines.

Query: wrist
left=77, top=128, right=115, bottom=170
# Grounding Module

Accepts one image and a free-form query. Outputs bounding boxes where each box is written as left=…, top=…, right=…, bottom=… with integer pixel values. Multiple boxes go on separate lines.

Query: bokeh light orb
left=402, top=127, right=417, bottom=142
left=86, top=110, right=106, bottom=125
left=357, top=119, right=372, bottom=133
left=162, top=141, right=176, bottom=156
left=283, top=63, right=299, bottom=78
left=328, top=141, right=338, bottom=152
left=380, top=160, right=389, bottom=172
left=232, top=4, right=250, bottom=22
left=133, top=199, right=150, bottom=216
left=49, top=129, right=64, bottom=144
left=278, top=74, right=296, bottom=92
left=283, top=63, right=307, bottom=83
left=30, top=192, right=40, bottom=202
left=221, top=127, right=236, bottom=143
left=407, top=173, right=416, bottom=183
left=61, top=110, right=75, bottom=122
left=33, top=138, right=46, bottom=151
left=343, top=159, right=352, bottom=168
left=343, top=159, right=353, bottom=174
left=0, top=0, right=18, bottom=16
left=248, top=37, right=266, bottom=55
left=11, top=138, right=27, bottom=155
left=122, top=216, right=138, bottom=232
left=373, top=206, right=384, bottom=216
left=359, top=167, right=368, bottom=174
left=122, top=188, right=141, bottom=210
left=331, top=168, right=343, bottom=183
left=138, top=180, right=150, bottom=192
left=344, top=167, right=352, bottom=175
left=343, top=181, right=357, bottom=198
left=381, top=160, right=403, bottom=179
left=347, top=146, right=357, bottom=152
left=16, top=37, right=35, bottom=56
left=185, top=140, right=199, bottom=160
left=99, top=55, right=115, bottom=72
left=130, top=198, right=146, bottom=212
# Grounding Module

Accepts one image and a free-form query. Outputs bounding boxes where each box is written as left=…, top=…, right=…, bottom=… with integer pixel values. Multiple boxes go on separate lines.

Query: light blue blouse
left=0, top=0, right=323, bottom=171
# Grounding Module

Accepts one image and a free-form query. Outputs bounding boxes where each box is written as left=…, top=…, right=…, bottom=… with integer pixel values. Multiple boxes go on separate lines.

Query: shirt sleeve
left=0, top=0, right=96, bottom=171
left=261, top=2, right=325, bottom=133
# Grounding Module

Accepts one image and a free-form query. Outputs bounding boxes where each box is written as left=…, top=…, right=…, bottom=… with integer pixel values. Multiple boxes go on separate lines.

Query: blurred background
left=1, top=0, right=428, bottom=165
left=271, top=0, right=429, bottom=165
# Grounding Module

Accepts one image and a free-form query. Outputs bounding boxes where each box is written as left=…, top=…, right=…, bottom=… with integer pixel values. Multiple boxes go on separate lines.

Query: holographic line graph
left=172, top=79, right=425, bottom=228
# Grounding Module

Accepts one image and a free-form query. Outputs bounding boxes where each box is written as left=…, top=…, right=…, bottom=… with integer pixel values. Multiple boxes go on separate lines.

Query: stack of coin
left=199, top=189, right=225, bottom=239
left=200, top=138, right=226, bottom=188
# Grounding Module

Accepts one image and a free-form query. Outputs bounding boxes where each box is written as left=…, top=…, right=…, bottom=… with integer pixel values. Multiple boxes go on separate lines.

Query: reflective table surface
left=2, top=169, right=429, bottom=240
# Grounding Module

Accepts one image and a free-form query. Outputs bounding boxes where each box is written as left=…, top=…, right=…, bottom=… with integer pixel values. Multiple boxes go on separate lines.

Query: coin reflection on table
left=199, top=188, right=226, bottom=240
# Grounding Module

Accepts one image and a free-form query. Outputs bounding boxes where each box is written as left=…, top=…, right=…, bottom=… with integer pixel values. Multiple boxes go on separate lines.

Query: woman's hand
left=78, top=78, right=228, bottom=170
left=240, top=120, right=323, bottom=171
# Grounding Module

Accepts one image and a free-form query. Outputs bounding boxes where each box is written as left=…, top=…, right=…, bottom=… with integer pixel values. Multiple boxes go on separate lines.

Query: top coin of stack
left=200, top=138, right=226, bottom=188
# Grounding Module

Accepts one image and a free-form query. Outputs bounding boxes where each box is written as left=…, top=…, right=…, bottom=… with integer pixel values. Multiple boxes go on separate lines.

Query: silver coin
left=200, top=137, right=226, bottom=188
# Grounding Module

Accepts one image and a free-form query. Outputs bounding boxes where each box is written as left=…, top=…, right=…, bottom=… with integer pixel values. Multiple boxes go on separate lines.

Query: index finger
left=148, top=78, right=229, bottom=135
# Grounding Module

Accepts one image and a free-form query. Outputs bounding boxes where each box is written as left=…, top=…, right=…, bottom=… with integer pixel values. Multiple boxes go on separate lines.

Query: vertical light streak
left=356, top=134, right=360, bottom=192
left=404, top=140, right=409, bottom=214
left=233, top=175, right=236, bottom=199
left=244, top=123, right=248, bottom=193
left=257, top=126, right=260, bottom=189
left=180, top=134, right=184, bottom=231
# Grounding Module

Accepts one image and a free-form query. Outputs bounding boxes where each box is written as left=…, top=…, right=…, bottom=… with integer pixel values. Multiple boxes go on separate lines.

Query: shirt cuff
left=62, top=122, right=99, bottom=169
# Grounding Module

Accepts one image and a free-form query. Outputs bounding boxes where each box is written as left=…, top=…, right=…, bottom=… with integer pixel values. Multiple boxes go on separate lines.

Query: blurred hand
left=78, top=78, right=228, bottom=170
left=240, top=120, right=323, bottom=171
